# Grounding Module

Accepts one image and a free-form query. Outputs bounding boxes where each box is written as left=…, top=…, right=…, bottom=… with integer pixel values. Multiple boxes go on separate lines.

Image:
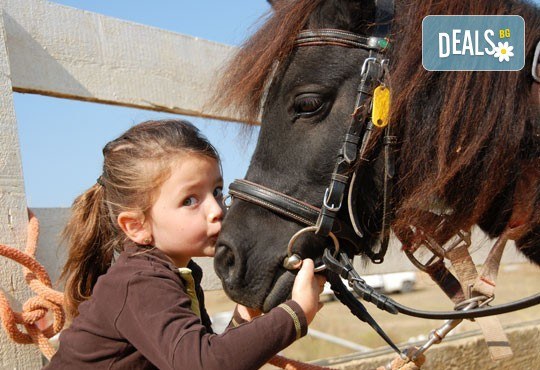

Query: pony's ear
left=313, top=0, right=376, bottom=34
left=267, top=0, right=285, bottom=8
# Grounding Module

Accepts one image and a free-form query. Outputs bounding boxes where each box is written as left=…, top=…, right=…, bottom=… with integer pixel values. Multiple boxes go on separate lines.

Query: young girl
left=46, top=119, right=325, bottom=370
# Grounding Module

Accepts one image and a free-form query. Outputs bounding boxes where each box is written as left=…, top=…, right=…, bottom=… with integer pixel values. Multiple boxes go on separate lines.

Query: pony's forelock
left=214, top=0, right=323, bottom=123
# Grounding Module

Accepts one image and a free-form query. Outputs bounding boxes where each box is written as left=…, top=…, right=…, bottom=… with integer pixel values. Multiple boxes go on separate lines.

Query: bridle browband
left=294, top=29, right=389, bottom=50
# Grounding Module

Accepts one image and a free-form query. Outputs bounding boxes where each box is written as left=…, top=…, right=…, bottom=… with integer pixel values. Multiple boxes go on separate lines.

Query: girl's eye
left=293, top=94, right=325, bottom=117
left=213, top=187, right=223, bottom=199
left=182, top=196, right=198, bottom=207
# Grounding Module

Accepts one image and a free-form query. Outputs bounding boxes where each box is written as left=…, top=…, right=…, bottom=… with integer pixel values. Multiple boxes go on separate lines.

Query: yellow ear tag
left=372, top=86, right=391, bottom=128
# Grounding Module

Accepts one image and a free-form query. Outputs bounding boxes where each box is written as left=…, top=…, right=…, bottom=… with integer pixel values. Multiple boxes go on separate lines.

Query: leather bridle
left=229, top=29, right=395, bottom=269
left=229, top=1, right=397, bottom=269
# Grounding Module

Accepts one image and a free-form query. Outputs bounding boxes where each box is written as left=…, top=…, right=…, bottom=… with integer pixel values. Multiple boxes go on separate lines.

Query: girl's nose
left=207, top=197, right=224, bottom=222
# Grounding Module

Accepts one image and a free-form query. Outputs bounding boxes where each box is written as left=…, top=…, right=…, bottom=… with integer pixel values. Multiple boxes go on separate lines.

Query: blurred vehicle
left=322, top=271, right=417, bottom=301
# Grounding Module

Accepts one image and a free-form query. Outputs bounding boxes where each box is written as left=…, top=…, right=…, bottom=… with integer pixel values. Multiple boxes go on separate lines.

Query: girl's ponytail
left=61, top=183, right=118, bottom=318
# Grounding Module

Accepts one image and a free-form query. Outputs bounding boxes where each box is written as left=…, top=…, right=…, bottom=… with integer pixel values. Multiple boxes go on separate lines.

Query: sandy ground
left=203, top=263, right=540, bottom=366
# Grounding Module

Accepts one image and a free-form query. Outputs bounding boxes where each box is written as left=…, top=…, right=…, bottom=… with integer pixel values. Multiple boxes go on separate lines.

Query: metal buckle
left=404, top=230, right=445, bottom=272
left=361, top=57, right=377, bottom=76
left=323, top=187, right=342, bottom=212
left=222, top=194, right=233, bottom=209
left=405, top=248, right=444, bottom=272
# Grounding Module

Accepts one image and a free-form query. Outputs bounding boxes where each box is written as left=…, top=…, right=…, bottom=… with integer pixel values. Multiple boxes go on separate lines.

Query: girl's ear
left=117, top=211, right=152, bottom=245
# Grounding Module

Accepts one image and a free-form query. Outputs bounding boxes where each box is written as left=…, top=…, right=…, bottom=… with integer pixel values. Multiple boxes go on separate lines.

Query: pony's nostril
left=224, top=248, right=235, bottom=267
left=214, top=244, right=237, bottom=282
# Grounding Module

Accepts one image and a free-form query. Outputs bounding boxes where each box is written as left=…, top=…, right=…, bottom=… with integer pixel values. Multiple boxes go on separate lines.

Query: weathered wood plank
left=1, top=0, right=247, bottom=123
left=0, top=8, right=43, bottom=368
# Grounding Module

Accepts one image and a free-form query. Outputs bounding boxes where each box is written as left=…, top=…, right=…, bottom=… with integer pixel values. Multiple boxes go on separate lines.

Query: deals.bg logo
left=422, top=15, right=525, bottom=71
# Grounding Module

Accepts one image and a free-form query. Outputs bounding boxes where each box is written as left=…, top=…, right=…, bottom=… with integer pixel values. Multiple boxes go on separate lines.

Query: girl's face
left=148, top=155, right=224, bottom=267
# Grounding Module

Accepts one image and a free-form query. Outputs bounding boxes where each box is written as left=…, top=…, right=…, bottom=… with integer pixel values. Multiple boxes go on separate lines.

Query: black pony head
left=214, top=0, right=540, bottom=311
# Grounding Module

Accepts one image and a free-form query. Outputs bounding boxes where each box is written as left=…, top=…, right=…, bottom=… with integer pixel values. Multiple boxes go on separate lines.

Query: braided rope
left=0, top=210, right=65, bottom=360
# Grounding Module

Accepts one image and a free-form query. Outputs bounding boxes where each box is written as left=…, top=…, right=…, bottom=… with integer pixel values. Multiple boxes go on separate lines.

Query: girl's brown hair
left=61, top=119, right=220, bottom=318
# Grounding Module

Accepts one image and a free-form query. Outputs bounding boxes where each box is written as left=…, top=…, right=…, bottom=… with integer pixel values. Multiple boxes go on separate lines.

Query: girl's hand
left=291, top=258, right=326, bottom=324
left=235, top=305, right=263, bottom=321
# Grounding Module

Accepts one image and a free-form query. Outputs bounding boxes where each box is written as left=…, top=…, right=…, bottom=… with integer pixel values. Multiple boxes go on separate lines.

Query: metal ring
left=532, top=40, right=540, bottom=83
left=284, top=226, right=340, bottom=272
left=454, top=295, right=489, bottom=311
left=222, top=194, right=233, bottom=209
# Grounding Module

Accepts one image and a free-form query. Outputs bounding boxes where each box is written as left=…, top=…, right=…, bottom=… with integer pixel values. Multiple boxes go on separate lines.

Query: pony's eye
left=213, top=187, right=223, bottom=199
left=293, top=94, right=325, bottom=117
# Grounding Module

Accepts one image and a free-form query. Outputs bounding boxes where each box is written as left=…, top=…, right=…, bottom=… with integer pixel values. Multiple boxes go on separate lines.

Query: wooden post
left=0, top=9, right=43, bottom=368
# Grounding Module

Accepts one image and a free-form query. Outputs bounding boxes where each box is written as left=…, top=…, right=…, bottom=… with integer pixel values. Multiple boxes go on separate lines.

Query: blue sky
left=15, top=1, right=271, bottom=207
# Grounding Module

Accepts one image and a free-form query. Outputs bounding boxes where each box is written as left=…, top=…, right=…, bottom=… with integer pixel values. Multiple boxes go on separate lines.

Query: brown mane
left=217, top=0, right=540, bottom=249
left=215, top=0, right=323, bottom=123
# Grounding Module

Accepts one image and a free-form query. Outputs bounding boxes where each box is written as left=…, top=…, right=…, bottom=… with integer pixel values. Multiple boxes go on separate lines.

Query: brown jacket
left=45, top=245, right=307, bottom=370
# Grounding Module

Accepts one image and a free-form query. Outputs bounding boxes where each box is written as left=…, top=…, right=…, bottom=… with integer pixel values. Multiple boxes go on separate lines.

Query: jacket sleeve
left=114, top=270, right=307, bottom=370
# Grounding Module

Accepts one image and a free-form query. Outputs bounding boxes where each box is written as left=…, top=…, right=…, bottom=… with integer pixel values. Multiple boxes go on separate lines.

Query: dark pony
left=214, top=0, right=540, bottom=311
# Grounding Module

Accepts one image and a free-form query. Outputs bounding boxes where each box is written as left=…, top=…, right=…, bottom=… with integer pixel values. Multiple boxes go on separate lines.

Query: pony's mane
left=215, top=0, right=323, bottom=123
left=217, top=0, right=540, bottom=243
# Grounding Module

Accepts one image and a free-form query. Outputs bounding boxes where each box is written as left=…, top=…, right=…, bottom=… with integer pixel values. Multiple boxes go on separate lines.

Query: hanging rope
left=0, top=210, right=65, bottom=360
